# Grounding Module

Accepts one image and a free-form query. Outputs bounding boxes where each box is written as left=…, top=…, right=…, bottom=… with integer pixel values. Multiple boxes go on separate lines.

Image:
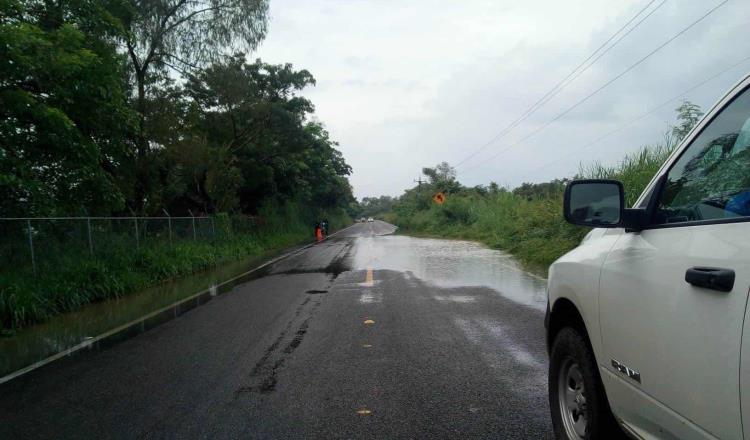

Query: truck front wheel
left=548, top=327, right=623, bottom=439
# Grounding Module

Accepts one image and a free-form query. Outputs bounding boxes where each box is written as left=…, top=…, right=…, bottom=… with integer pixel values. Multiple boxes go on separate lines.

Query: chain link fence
left=0, top=215, right=260, bottom=276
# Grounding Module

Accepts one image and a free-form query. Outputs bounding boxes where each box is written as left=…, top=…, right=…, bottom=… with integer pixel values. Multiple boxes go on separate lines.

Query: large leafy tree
left=118, top=0, right=269, bottom=211
left=298, top=121, right=354, bottom=210
left=0, top=0, right=133, bottom=216
left=0, top=2, right=355, bottom=220
left=422, top=161, right=461, bottom=193
left=149, top=56, right=354, bottom=215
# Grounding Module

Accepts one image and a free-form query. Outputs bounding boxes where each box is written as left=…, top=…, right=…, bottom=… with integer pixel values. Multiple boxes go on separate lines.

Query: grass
left=389, top=139, right=676, bottom=271
left=0, top=202, right=351, bottom=332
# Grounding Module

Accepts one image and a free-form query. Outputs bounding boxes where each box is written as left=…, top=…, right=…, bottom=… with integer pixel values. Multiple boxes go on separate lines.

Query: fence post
left=134, top=217, right=140, bottom=250
left=210, top=216, right=216, bottom=242
left=87, top=217, right=93, bottom=256
left=163, top=209, right=172, bottom=246
left=189, top=209, right=197, bottom=240
left=27, top=219, right=36, bottom=275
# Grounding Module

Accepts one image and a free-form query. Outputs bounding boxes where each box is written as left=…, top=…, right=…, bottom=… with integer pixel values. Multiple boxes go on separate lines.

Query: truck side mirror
left=564, top=179, right=624, bottom=228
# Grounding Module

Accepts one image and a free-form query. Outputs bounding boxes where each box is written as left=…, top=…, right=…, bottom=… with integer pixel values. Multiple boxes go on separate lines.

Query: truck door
left=599, top=84, right=750, bottom=439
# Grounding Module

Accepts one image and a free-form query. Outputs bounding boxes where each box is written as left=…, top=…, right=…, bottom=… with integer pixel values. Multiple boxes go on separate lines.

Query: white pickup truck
left=546, top=73, right=750, bottom=440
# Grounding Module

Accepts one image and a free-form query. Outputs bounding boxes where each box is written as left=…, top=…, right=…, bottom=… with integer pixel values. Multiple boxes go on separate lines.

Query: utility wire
left=505, top=0, right=668, bottom=136
left=515, top=54, right=750, bottom=182
left=453, top=0, right=665, bottom=169
left=458, top=0, right=730, bottom=175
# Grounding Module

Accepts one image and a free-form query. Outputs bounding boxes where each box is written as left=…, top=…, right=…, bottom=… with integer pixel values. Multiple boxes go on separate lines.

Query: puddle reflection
left=350, top=235, right=548, bottom=310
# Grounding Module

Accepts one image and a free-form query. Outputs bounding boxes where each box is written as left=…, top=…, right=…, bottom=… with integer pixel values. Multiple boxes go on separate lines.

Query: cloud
left=254, top=0, right=750, bottom=198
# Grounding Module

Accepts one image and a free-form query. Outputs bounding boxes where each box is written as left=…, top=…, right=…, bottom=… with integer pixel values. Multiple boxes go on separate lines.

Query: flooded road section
left=1, top=220, right=553, bottom=439
left=349, top=234, right=548, bottom=310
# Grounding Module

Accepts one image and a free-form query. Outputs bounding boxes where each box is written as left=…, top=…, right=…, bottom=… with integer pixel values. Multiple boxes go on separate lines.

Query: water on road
left=350, top=234, right=548, bottom=310
left=0, top=220, right=553, bottom=439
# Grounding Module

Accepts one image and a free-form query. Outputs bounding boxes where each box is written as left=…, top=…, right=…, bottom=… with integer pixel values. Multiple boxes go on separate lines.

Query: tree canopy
left=0, top=0, right=354, bottom=219
left=0, top=0, right=133, bottom=216
left=359, top=196, right=396, bottom=217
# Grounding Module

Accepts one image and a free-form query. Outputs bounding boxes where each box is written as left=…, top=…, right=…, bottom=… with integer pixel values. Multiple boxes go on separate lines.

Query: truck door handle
left=685, top=267, right=735, bottom=292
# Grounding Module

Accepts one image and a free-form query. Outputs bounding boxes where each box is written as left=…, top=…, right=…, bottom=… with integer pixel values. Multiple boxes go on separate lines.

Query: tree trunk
left=134, top=69, right=148, bottom=213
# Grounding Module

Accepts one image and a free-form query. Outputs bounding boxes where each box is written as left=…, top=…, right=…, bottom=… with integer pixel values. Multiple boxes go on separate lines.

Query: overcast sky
left=253, top=0, right=750, bottom=199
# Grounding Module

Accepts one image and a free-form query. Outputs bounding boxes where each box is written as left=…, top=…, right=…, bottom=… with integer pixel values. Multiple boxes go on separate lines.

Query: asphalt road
left=0, top=221, right=552, bottom=439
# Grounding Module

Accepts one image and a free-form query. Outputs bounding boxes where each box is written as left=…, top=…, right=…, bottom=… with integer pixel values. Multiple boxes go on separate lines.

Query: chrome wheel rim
left=558, top=358, right=587, bottom=439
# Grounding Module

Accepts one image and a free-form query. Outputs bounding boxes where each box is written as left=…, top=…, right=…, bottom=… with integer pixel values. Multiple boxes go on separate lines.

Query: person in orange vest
left=315, top=221, right=324, bottom=241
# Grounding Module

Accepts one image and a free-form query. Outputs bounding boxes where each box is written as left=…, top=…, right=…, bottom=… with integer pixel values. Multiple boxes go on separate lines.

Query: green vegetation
left=0, top=1, right=357, bottom=330
left=1, top=204, right=349, bottom=331
left=1, top=0, right=356, bottom=218
left=387, top=105, right=699, bottom=271
left=358, top=196, right=397, bottom=218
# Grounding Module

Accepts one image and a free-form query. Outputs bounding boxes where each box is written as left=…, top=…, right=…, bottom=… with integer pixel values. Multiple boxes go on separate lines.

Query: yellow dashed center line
left=358, top=269, right=376, bottom=418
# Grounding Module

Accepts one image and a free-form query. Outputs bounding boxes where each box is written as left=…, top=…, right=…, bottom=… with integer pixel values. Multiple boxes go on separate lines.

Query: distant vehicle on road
left=547, top=74, right=750, bottom=440
left=359, top=217, right=366, bottom=222
left=367, top=217, right=374, bottom=222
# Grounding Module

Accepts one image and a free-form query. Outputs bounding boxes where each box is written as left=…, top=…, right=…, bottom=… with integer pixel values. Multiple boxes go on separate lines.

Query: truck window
left=655, top=88, right=750, bottom=224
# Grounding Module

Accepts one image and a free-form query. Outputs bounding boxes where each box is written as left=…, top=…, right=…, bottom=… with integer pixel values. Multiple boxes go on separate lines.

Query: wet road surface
left=0, top=221, right=552, bottom=439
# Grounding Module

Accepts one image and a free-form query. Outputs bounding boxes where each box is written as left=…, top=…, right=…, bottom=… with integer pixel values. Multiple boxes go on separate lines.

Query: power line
left=453, top=0, right=665, bottom=169
left=458, top=0, right=730, bottom=175
left=515, top=54, right=750, bottom=182
left=510, top=0, right=668, bottom=131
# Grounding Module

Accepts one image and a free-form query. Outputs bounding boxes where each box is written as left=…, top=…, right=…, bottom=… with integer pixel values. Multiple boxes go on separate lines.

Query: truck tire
left=549, top=327, right=624, bottom=439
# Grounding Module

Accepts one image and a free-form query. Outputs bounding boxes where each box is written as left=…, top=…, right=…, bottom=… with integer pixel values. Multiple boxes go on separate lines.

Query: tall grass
left=391, top=140, right=676, bottom=270
left=581, top=134, right=676, bottom=206
left=0, top=202, right=350, bottom=332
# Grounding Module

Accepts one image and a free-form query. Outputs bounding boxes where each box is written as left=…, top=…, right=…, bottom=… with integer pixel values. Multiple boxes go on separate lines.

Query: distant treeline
left=358, top=195, right=397, bottom=218
left=0, top=0, right=357, bottom=218
left=385, top=102, right=703, bottom=269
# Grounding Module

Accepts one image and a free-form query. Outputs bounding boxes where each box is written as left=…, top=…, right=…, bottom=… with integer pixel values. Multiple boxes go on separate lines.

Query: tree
left=422, top=161, right=456, bottom=184
left=141, top=56, right=354, bottom=215
left=299, top=121, right=355, bottom=211
left=0, top=0, right=134, bottom=216
left=0, top=2, right=356, bottom=220
left=422, top=161, right=461, bottom=193
left=359, top=196, right=396, bottom=217
left=672, top=100, right=704, bottom=142
left=184, top=57, right=313, bottom=211
left=513, top=179, right=567, bottom=200
left=119, top=0, right=270, bottom=211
